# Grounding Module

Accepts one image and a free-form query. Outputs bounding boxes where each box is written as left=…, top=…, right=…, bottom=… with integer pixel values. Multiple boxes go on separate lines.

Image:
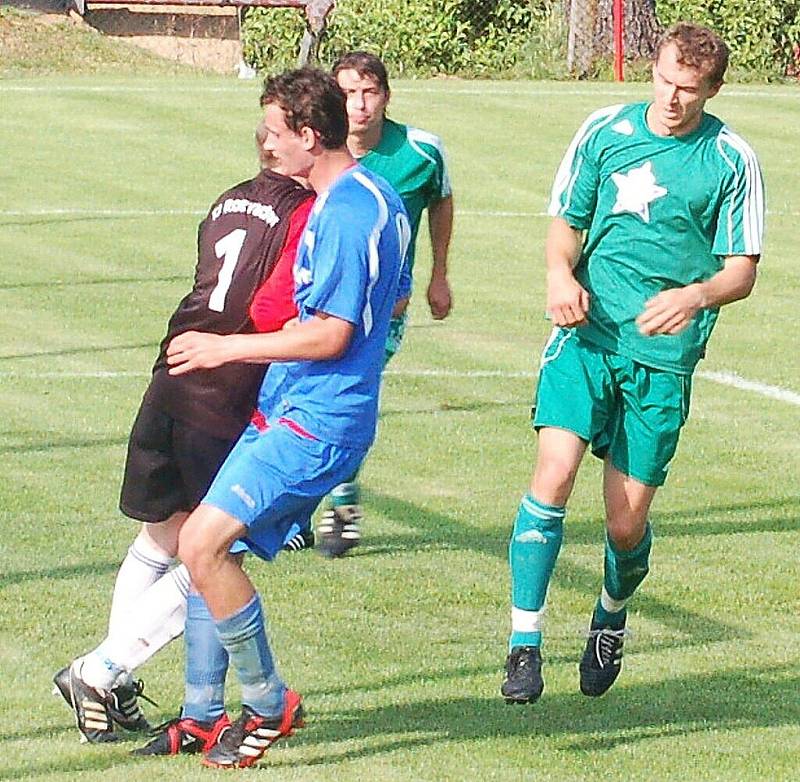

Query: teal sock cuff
left=521, top=493, right=566, bottom=519
left=607, top=522, right=653, bottom=559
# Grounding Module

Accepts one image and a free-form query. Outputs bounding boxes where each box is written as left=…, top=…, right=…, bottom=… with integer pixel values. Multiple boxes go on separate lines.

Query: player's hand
left=427, top=275, right=452, bottom=320
left=166, top=331, right=229, bottom=375
left=546, top=270, right=590, bottom=327
left=637, top=284, right=704, bottom=336
left=392, top=296, right=410, bottom=318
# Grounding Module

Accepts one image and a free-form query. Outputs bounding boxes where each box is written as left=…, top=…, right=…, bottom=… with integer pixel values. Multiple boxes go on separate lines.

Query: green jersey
left=549, top=102, right=765, bottom=373
left=359, top=118, right=451, bottom=273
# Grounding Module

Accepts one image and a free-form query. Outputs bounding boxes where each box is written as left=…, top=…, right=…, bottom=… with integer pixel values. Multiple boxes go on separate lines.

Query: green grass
left=1, top=73, right=799, bottom=781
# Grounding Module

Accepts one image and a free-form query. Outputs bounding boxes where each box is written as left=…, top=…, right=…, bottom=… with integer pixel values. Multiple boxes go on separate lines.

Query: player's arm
left=248, top=197, right=313, bottom=332
left=426, top=194, right=454, bottom=320
left=545, top=216, right=590, bottom=327
left=637, top=254, right=758, bottom=337
left=166, top=313, right=354, bottom=374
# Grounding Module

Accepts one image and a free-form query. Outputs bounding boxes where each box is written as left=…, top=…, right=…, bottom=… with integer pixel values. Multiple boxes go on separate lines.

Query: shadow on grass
left=0, top=559, right=121, bottom=590
left=0, top=342, right=155, bottom=361
left=0, top=274, right=188, bottom=291
left=277, top=664, right=799, bottom=768
left=362, top=491, right=771, bottom=648
left=0, top=435, right=128, bottom=456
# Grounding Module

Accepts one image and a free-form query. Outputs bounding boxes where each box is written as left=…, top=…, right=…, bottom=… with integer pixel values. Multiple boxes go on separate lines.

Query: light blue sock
left=182, top=592, right=227, bottom=723
left=509, top=494, right=565, bottom=650
left=215, top=594, right=285, bottom=719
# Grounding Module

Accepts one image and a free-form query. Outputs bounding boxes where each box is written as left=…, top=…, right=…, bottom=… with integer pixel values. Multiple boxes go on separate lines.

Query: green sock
left=508, top=494, right=565, bottom=649
left=595, top=523, right=653, bottom=628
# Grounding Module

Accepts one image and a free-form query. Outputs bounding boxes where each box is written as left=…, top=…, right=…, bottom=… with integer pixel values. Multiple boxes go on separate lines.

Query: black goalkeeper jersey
left=144, top=170, right=313, bottom=439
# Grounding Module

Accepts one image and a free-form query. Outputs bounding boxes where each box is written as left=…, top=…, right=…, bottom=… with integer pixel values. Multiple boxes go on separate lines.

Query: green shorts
left=532, top=328, right=692, bottom=487
left=383, top=312, right=408, bottom=366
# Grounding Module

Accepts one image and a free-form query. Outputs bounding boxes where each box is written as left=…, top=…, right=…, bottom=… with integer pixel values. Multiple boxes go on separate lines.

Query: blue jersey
left=257, top=165, right=410, bottom=449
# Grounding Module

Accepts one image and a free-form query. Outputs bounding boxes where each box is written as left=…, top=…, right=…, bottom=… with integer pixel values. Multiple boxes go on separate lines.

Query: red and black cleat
left=202, top=689, right=304, bottom=769
left=132, top=713, right=231, bottom=756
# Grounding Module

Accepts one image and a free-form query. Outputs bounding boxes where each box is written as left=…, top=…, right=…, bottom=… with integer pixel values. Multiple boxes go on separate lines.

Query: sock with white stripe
left=509, top=494, right=565, bottom=650
left=182, top=592, right=228, bottom=723
left=80, top=565, right=191, bottom=690
left=108, top=531, right=175, bottom=635
left=215, top=594, right=285, bottom=719
left=594, top=523, right=653, bottom=628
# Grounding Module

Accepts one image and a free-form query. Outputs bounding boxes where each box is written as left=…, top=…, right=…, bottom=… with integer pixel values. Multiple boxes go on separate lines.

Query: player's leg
left=503, top=429, right=583, bottom=703
left=54, top=408, right=236, bottom=741
left=579, top=360, right=691, bottom=696
left=178, top=503, right=302, bottom=769
left=133, top=586, right=232, bottom=757
left=317, top=312, right=407, bottom=558
left=503, top=328, right=612, bottom=704
left=190, top=423, right=364, bottom=767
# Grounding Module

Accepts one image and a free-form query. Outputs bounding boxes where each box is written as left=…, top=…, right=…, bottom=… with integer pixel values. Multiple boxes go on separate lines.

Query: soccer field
left=1, top=75, right=799, bottom=781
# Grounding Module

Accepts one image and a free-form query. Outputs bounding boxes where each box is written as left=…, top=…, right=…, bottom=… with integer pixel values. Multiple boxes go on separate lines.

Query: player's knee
left=606, top=516, right=647, bottom=551
left=531, top=457, right=579, bottom=506
left=139, top=512, right=187, bottom=558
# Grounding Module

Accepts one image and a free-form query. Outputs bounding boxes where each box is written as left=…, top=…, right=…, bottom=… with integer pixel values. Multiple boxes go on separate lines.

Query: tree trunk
left=567, top=0, right=661, bottom=77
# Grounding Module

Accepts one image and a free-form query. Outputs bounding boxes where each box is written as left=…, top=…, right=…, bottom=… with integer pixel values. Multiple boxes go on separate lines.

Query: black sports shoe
left=52, top=664, right=118, bottom=743
left=579, top=617, right=627, bottom=697
left=317, top=505, right=362, bottom=558
left=282, top=527, right=315, bottom=553
left=202, top=689, right=304, bottom=769
left=108, top=677, right=155, bottom=732
left=501, top=646, right=544, bottom=704
left=132, top=714, right=230, bottom=756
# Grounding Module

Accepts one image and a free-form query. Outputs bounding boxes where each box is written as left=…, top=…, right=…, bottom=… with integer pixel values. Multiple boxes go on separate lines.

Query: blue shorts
left=203, top=418, right=367, bottom=561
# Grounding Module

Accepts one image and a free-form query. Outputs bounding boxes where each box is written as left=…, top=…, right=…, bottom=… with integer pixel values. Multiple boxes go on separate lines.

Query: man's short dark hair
left=260, top=68, right=348, bottom=150
left=656, top=22, right=729, bottom=86
left=332, top=51, right=391, bottom=95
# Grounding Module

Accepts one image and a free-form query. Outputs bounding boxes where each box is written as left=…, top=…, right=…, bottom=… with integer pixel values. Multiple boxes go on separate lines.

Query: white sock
left=85, top=564, right=191, bottom=685
left=108, top=533, right=175, bottom=635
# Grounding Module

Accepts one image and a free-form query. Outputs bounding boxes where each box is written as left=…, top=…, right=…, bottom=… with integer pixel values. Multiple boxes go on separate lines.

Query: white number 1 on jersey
left=209, top=229, right=246, bottom=312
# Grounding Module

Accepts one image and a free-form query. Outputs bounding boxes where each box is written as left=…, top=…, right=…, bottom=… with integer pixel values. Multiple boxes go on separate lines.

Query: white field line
left=1, top=207, right=798, bottom=218
left=0, top=367, right=797, bottom=406
left=1, top=84, right=799, bottom=100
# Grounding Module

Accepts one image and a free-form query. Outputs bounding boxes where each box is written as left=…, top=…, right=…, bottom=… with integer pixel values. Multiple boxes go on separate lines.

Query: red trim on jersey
left=278, top=416, right=319, bottom=441
left=250, top=409, right=270, bottom=432
left=249, top=196, right=314, bottom=333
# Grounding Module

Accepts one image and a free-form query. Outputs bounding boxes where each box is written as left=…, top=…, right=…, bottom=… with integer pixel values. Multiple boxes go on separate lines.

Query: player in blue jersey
left=131, top=68, right=406, bottom=769
left=502, top=23, right=765, bottom=705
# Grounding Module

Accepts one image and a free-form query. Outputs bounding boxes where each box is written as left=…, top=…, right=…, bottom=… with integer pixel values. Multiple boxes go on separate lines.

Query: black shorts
left=119, top=401, right=238, bottom=523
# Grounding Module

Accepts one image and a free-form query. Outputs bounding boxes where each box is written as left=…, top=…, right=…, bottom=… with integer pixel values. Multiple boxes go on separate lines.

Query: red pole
left=613, top=0, right=624, bottom=82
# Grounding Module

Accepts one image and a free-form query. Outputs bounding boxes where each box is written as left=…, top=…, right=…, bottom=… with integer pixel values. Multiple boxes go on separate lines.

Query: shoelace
left=130, top=679, right=159, bottom=708
left=587, top=628, right=628, bottom=667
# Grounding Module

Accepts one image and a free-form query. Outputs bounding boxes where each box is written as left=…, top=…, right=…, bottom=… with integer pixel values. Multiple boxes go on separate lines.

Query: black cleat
left=282, top=527, right=315, bottom=553
left=501, top=645, right=544, bottom=704
left=132, top=713, right=230, bottom=756
left=579, top=617, right=627, bottom=697
left=202, top=690, right=304, bottom=769
left=317, top=505, right=361, bottom=558
left=52, top=663, right=118, bottom=743
left=108, top=677, right=154, bottom=732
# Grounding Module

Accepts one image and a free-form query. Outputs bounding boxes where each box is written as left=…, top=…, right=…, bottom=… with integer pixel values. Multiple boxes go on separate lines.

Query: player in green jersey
left=314, top=51, right=454, bottom=557
left=502, top=22, right=765, bottom=704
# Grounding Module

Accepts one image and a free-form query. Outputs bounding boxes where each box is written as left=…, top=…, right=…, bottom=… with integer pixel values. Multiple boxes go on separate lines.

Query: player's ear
left=299, top=125, right=317, bottom=150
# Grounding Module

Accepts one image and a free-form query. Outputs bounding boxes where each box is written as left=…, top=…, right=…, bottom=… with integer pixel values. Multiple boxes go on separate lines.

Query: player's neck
left=308, top=148, right=357, bottom=193
left=347, top=120, right=384, bottom=158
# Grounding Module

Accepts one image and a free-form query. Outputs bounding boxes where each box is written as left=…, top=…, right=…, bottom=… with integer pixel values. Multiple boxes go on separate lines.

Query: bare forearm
left=428, top=195, right=453, bottom=278
left=694, top=255, right=758, bottom=308
left=545, top=217, right=583, bottom=279
left=167, top=316, right=354, bottom=375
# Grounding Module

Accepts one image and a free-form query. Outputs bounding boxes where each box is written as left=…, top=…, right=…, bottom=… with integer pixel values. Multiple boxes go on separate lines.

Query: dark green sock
left=595, top=523, right=653, bottom=628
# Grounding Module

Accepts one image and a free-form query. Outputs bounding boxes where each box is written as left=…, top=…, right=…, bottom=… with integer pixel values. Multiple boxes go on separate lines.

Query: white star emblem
left=610, top=161, right=667, bottom=223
